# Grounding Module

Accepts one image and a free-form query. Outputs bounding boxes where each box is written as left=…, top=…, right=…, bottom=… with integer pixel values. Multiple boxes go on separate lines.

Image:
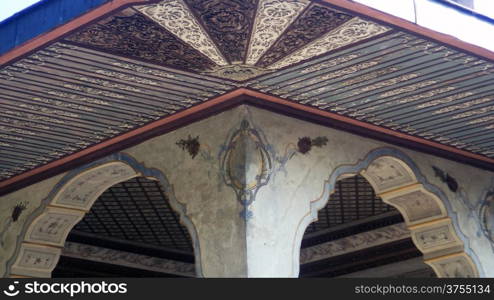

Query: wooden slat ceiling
left=1, top=0, right=493, bottom=183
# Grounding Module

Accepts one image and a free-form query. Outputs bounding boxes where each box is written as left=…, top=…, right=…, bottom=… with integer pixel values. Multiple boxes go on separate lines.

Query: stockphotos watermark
left=3, top=280, right=127, bottom=297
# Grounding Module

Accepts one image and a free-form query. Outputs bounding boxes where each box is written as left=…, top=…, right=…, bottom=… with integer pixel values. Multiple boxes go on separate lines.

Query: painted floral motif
left=65, top=12, right=216, bottom=72
left=246, top=0, right=309, bottom=65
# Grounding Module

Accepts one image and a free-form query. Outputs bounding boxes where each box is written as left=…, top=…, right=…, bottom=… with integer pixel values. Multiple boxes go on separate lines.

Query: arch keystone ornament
left=221, top=120, right=273, bottom=219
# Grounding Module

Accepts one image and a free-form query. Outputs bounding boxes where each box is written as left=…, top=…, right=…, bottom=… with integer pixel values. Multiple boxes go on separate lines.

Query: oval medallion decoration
left=221, top=120, right=272, bottom=219
left=480, top=192, right=494, bottom=243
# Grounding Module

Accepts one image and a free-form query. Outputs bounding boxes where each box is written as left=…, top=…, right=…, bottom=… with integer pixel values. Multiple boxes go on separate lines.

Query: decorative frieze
left=52, top=162, right=137, bottom=210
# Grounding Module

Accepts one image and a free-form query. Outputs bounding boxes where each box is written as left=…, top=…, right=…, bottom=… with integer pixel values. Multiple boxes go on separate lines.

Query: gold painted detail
left=299, top=54, right=359, bottom=74
left=77, top=76, right=141, bottom=92
left=467, top=116, right=494, bottom=125
left=47, top=91, right=110, bottom=106
left=94, top=70, right=160, bottom=86
left=394, top=87, right=456, bottom=105
left=63, top=84, right=125, bottom=99
left=137, top=0, right=227, bottom=66
left=417, top=92, right=474, bottom=109
left=433, top=96, right=490, bottom=115
left=18, top=104, right=80, bottom=118
left=340, top=66, right=399, bottom=87
left=32, top=97, right=94, bottom=112
left=246, top=0, right=309, bottom=65
left=268, top=17, right=389, bottom=70
left=379, top=80, right=437, bottom=98
left=202, top=64, right=271, bottom=81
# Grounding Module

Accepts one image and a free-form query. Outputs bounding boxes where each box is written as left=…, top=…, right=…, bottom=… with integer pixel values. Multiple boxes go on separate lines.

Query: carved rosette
left=202, top=64, right=270, bottom=81
left=221, top=120, right=273, bottom=219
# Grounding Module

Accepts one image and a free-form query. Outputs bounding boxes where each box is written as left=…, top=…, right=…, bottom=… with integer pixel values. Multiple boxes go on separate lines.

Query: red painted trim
left=319, top=0, right=494, bottom=61
left=0, top=0, right=150, bottom=66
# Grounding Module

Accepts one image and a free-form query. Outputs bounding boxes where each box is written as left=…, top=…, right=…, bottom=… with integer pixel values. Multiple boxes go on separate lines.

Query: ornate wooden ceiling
left=0, top=0, right=493, bottom=188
